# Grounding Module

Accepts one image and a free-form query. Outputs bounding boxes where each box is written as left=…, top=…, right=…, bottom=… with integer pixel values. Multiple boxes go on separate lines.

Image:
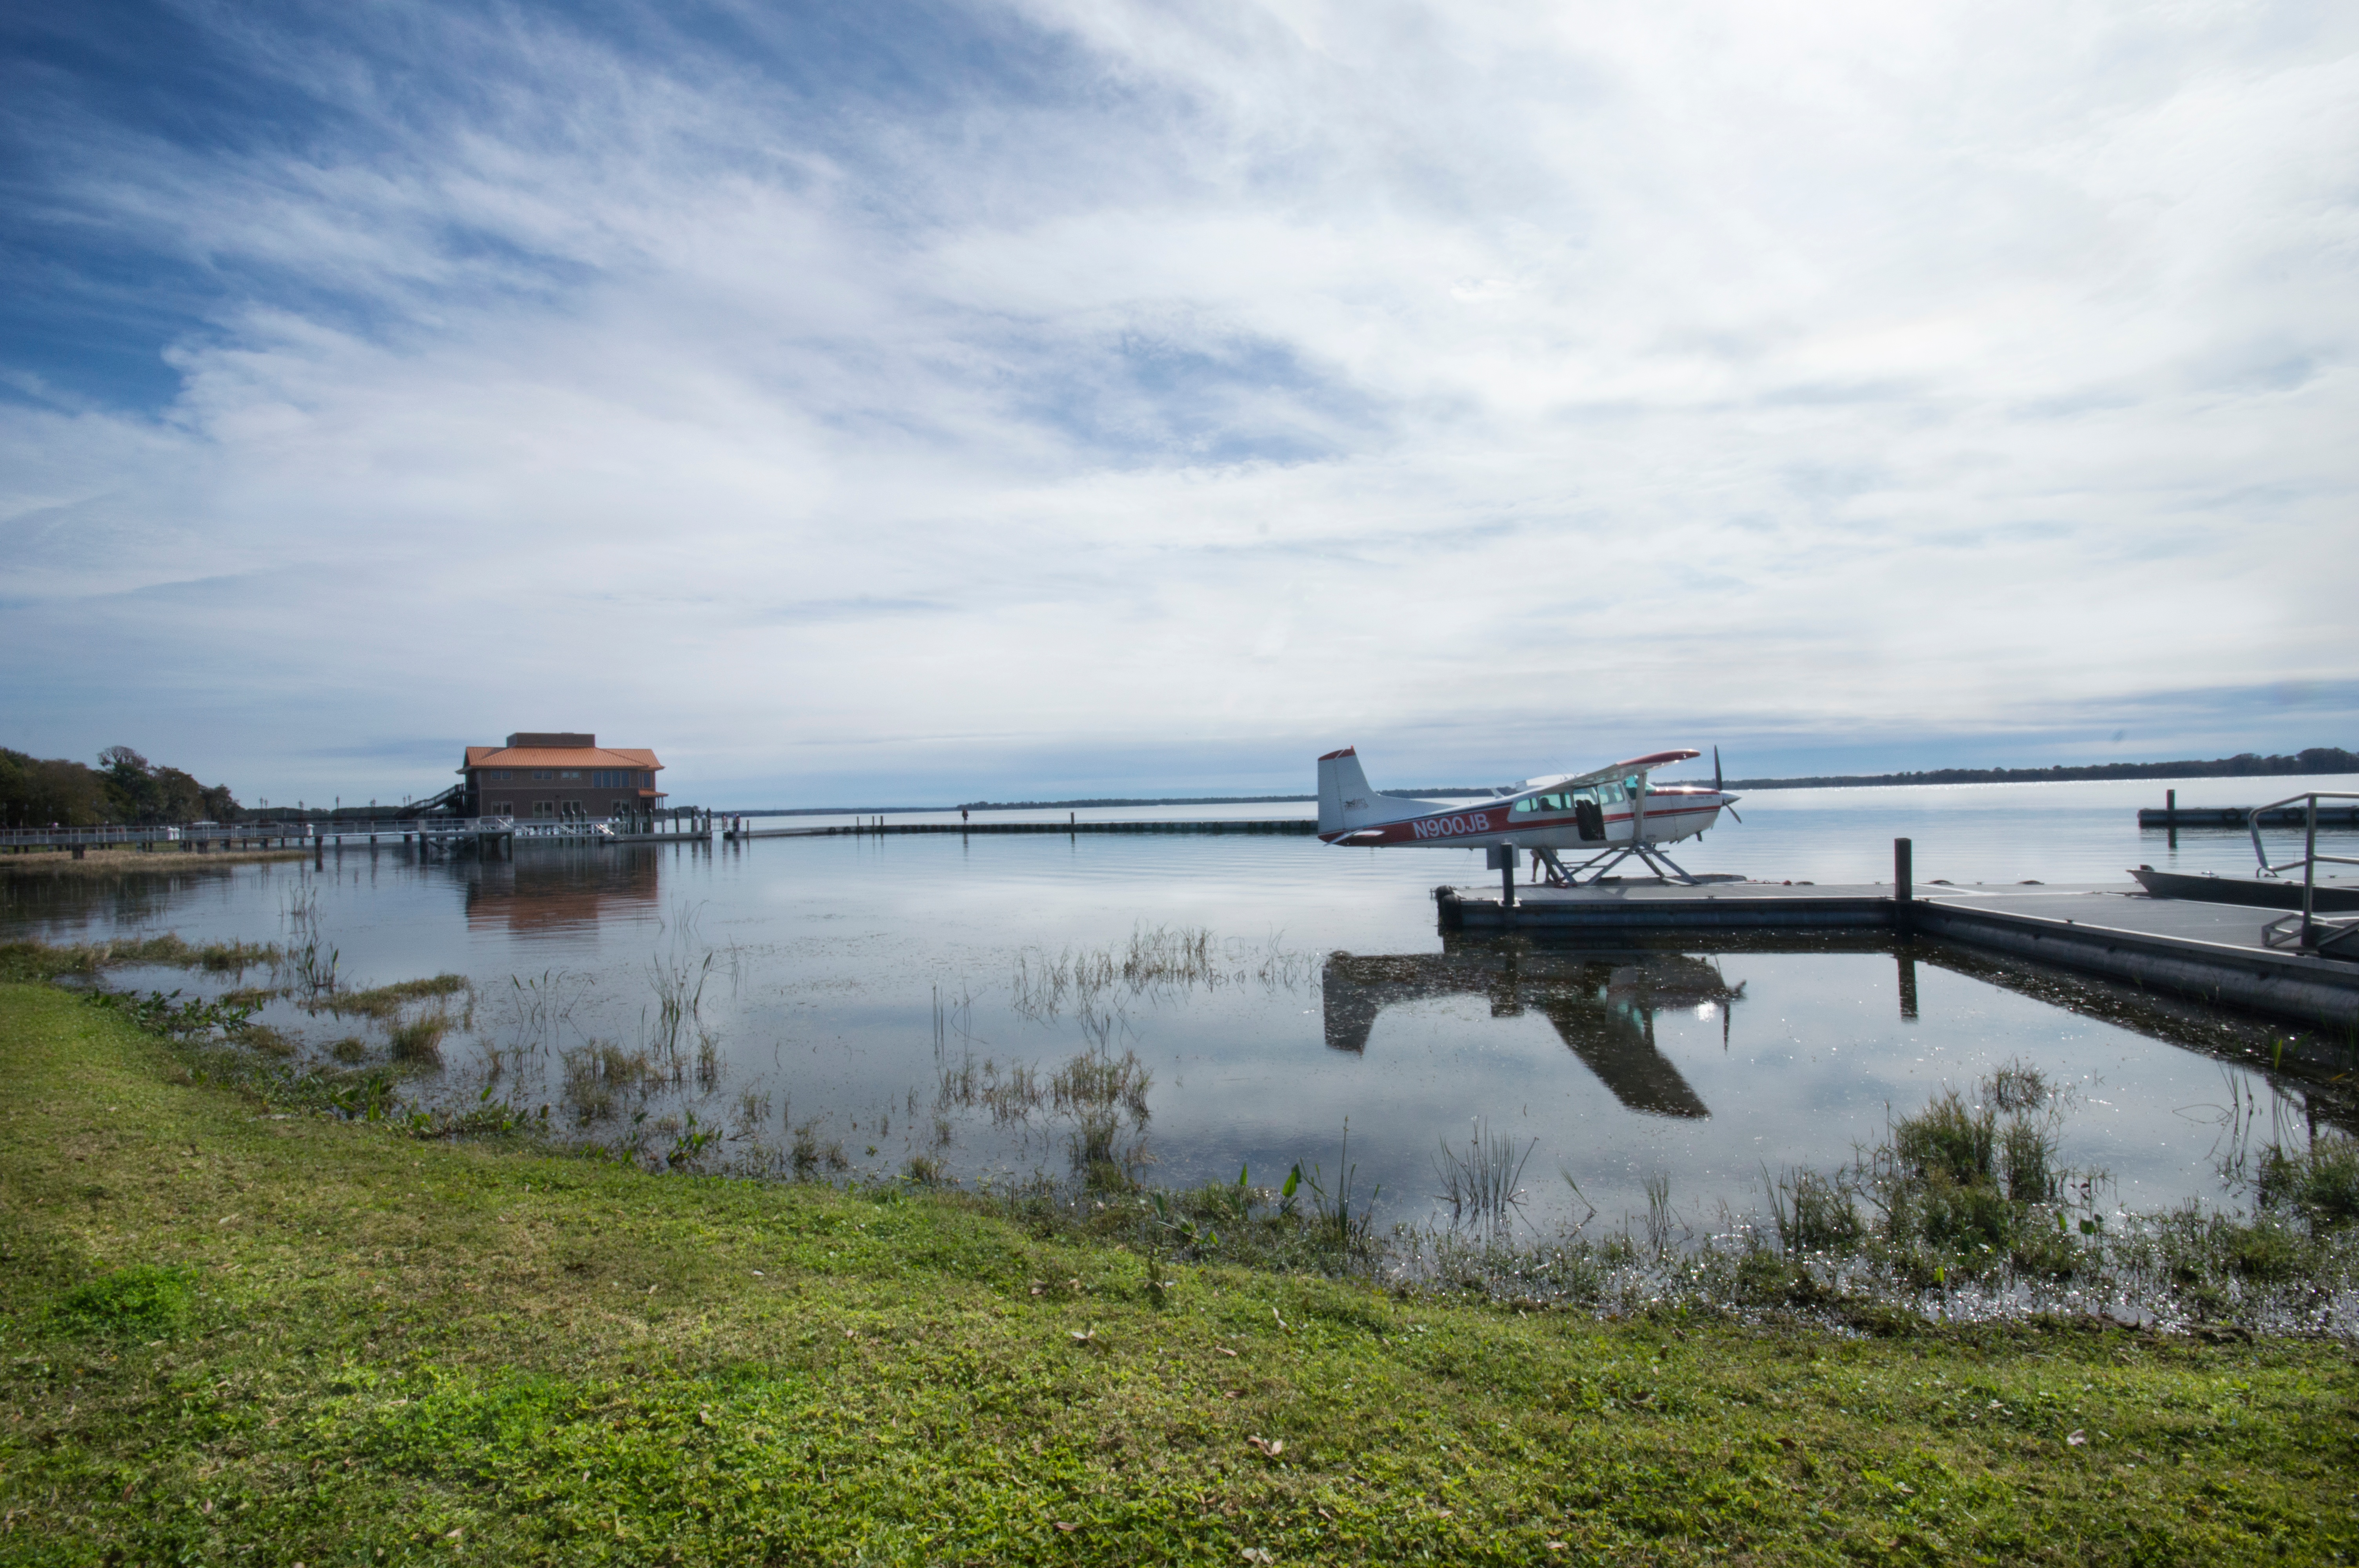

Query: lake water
left=7, top=774, right=2354, bottom=1238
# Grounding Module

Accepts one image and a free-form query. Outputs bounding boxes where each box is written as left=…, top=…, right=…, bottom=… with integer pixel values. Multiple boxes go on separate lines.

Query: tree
left=0, top=748, right=110, bottom=828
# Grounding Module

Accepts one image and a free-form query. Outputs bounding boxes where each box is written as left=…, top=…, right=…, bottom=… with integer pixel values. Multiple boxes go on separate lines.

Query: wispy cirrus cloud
left=1, top=0, right=2353, bottom=802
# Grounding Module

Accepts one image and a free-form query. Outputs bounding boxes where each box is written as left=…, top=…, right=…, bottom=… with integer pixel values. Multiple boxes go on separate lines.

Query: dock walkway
left=1437, top=880, right=2359, bottom=1037
left=727, top=818, right=1314, bottom=840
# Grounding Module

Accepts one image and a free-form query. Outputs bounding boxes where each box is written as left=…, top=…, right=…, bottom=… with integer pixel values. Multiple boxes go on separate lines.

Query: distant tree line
left=0, top=746, right=242, bottom=829
left=1723, top=748, right=2359, bottom=791
left=949, top=795, right=1317, bottom=811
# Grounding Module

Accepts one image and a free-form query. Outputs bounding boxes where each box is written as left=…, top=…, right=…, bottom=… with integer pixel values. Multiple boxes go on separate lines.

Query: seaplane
left=1316, top=745, right=1741, bottom=886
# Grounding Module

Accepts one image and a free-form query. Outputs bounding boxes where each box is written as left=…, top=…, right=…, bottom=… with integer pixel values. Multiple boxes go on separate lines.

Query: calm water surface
left=7, top=775, right=2354, bottom=1235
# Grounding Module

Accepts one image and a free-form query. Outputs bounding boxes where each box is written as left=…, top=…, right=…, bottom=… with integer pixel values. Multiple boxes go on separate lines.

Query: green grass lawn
left=3, top=978, right=2354, bottom=1565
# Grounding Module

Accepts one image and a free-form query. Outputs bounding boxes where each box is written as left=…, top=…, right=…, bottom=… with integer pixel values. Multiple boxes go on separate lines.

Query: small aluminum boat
left=2129, top=865, right=2359, bottom=912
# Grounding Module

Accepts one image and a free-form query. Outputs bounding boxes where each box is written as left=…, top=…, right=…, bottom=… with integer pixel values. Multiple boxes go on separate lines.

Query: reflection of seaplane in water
left=1321, top=949, right=1743, bottom=1118
left=1316, top=746, right=1741, bottom=886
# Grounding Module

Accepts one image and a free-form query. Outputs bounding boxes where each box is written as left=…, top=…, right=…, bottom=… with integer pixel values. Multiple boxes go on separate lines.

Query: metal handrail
left=2248, top=791, right=2359, bottom=950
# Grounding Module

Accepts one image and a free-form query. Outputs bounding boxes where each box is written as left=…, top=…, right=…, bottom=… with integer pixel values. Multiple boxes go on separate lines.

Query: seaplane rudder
left=1317, top=746, right=1387, bottom=835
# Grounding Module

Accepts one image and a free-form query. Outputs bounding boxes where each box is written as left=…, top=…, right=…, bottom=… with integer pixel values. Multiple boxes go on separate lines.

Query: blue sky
left=4, top=0, right=2355, bottom=808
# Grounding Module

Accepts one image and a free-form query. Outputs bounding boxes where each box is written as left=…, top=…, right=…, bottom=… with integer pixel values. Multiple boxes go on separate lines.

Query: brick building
left=459, top=733, right=666, bottom=820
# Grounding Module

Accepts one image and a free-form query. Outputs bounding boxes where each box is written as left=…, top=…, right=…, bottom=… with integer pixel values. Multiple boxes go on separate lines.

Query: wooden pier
left=0, top=815, right=714, bottom=860
left=1435, top=875, right=2359, bottom=1038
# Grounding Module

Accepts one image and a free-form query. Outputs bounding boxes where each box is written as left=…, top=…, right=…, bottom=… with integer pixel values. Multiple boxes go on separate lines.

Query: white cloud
left=2, top=0, right=2354, bottom=800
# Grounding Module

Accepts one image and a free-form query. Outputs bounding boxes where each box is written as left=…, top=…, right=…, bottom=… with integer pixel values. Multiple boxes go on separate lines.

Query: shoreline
left=4, top=977, right=2354, bottom=1561
left=1, top=844, right=313, bottom=876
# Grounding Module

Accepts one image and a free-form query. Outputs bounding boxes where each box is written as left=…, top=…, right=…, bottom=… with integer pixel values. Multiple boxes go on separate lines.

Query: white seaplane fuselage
left=1315, top=746, right=1735, bottom=854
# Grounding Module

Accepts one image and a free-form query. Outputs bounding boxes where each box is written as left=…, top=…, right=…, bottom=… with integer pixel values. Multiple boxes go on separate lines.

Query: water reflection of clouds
left=9, top=827, right=2355, bottom=1233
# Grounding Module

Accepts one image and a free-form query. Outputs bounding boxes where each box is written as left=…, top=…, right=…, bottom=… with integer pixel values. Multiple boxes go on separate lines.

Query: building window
left=533, top=769, right=552, bottom=781
left=560, top=770, right=581, bottom=780
left=533, top=800, right=555, bottom=818
left=493, top=801, right=513, bottom=815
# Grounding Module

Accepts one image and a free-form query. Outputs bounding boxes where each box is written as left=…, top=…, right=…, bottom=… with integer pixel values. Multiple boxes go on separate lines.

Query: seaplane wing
left=1555, top=750, right=1699, bottom=789
left=1316, top=744, right=1737, bottom=885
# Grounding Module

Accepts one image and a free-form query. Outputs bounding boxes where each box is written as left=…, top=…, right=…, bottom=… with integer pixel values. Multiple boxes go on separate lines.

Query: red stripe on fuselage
left=1317, top=796, right=1723, bottom=847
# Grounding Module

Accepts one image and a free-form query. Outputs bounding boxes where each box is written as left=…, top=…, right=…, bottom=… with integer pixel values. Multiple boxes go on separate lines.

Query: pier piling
left=1894, top=837, right=1913, bottom=933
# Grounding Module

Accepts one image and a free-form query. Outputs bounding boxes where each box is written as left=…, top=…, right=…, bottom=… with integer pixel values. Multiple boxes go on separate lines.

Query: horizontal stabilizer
left=1317, top=747, right=1432, bottom=837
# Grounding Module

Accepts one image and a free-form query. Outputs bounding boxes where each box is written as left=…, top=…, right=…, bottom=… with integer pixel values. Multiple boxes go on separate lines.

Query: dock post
left=1893, top=837, right=1913, bottom=935
left=2303, top=794, right=2319, bottom=947
left=1486, top=846, right=1516, bottom=909
left=2166, top=788, right=2177, bottom=849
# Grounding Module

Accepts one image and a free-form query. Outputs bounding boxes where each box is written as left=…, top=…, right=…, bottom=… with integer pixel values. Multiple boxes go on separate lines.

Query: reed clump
left=238, top=1023, right=299, bottom=1058
left=315, top=974, right=472, bottom=1020
left=0, top=934, right=280, bottom=980
left=560, top=1041, right=664, bottom=1122
left=1051, top=1045, right=1151, bottom=1123
left=790, top=1120, right=850, bottom=1180
left=935, top=1050, right=1047, bottom=1124
left=1433, top=1118, right=1534, bottom=1231
left=1009, top=925, right=1309, bottom=1020
left=2256, top=1135, right=2359, bottom=1230
left=1767, top=1167, right=1862, bottom=1255
left=387, top=1013, right=451, bottom=1064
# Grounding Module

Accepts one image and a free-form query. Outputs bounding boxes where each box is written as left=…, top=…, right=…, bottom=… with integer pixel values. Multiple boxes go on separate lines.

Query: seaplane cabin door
left=1573, top=786, right=1606, bottom=842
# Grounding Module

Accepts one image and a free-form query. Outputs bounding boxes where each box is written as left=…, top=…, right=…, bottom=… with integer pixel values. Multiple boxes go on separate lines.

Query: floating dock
left=2137, top=804, right=2359, bottom=827
left=1435, top=878, right=2359, bottom=1037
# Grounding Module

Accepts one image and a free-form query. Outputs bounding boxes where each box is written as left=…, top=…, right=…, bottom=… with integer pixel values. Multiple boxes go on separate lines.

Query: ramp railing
left=2250, top=791, right=2359, bottom=956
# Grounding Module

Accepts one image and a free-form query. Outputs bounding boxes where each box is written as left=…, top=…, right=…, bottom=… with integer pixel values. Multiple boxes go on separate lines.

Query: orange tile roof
left=462, top=746, right=663, bottom=771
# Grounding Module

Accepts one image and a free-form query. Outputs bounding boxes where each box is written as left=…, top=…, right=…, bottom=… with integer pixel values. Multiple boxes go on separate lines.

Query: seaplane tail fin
left=1317, top=746, right=1395, bottom=835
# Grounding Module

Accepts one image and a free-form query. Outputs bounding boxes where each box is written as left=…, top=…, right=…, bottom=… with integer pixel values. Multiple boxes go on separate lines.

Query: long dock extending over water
left=727, top=817, right=1316, bottom=840
left=1436, top=876, right=2359, bottom=1039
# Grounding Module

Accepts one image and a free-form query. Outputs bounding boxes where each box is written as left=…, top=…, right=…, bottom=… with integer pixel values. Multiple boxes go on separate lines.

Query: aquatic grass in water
left=387, top=1012, right=450, bottom=1064
left=1988, top=1055, right=2052, bottom=1113
left=934, top=1047, right=1047, bottom=1125
left=0, top=933, right=280, bottom=980
left=1432, top=1117, right=1535, bottom=1231
left=2257, top=1134, right=2359, bottom=1229
left=790, top=1118, right=850, bottom=1179
left=1766, top=1166, right=1862, bottom=1255
left=313, top=973, right=472, bottom=1020
left=1050, top=1044, right=1152, bottom=1124
left=497, top=969, right=591, bottom=1056
left=647, top=949, right=714, bottom=1061
left=1643, top=1171, right=1677, bottom=1255
left=1009, top=924, right=1309, bottom=1022
left=288, top=935, right=339, bottom=998
left=560, top=1040, right=669, bottom=1122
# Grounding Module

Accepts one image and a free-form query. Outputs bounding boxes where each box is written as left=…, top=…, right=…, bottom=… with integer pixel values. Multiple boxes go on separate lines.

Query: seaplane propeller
left=1716, top=747, right=1742, bottom=823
